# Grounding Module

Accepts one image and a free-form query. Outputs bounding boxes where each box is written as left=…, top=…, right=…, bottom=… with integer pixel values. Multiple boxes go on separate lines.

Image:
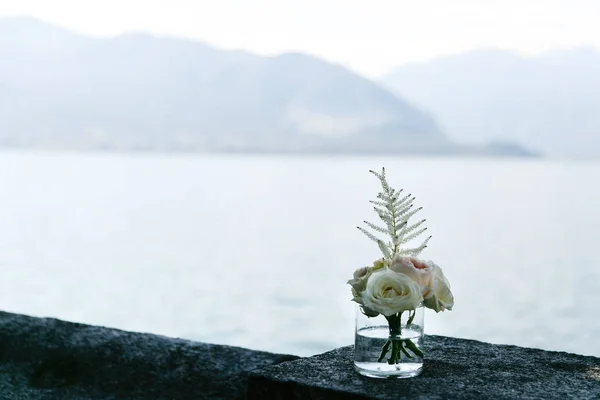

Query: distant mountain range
left=382, top=48, right=600, bottom=158
left=0, top=17, right=536, bottom=156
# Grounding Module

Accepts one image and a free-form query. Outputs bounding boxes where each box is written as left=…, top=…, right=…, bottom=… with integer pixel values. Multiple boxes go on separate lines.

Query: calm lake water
left=0, top=151, right=599, bottom=357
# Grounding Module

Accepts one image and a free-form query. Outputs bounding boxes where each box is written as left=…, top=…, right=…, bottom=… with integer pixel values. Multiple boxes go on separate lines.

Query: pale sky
left=1, top=0, right=599, bottom=77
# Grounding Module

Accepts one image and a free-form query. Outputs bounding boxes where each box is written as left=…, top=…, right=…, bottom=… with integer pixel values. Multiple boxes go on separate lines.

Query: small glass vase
left=354, top=304, right=424, bottom=379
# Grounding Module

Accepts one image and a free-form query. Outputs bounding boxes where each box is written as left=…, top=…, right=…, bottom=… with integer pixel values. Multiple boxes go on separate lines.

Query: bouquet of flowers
left=348, top=168, right=454, bottom=366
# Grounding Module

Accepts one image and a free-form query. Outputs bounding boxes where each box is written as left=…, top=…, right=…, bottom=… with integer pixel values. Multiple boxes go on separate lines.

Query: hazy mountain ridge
left=382, top=48, right=600, bottom=158
left=0, top=17, right=472, bottom=154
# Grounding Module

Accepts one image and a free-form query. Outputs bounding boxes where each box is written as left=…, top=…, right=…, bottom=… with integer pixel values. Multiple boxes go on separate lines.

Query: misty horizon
left=2, top=14, right=600, bottom=79
left=2, top=0, right=600, bottom=77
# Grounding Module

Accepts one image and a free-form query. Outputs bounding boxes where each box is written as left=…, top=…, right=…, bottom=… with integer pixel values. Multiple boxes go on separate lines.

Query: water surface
left=0, top=151, right=598, bottom=357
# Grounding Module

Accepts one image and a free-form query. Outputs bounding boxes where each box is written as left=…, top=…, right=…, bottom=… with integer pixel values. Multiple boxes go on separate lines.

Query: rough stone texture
left=0, top=311, right=299, bottom=400
left=247, top=335, right=600, bottom=400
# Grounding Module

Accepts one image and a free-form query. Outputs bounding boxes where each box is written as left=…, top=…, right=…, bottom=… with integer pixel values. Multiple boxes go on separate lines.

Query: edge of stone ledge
left=422, top=334, right=600, bottom=358
left=0, top=310, right=298, bottom=358
left=246, top=335, right=600, bottom=400
left=0, top=310, right=302, bottom=400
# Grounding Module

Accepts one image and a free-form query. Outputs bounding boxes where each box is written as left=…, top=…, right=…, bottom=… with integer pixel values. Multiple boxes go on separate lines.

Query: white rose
left=389, top=255, right=436, bottom=299
left=348, top=266, right=380, bottom=317
left=360, top=268, right=423, bottom=317
left=348, top=266, right=371, bottom=296
left=422, top=263, right=454, bottom=313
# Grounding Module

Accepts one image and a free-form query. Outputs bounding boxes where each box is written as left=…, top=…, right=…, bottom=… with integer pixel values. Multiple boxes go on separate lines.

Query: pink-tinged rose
left=391, top=256, right=454, bottom=312
left=390, top=256, right=436, bottom=299
left=423, top=264, right=454, bottom=312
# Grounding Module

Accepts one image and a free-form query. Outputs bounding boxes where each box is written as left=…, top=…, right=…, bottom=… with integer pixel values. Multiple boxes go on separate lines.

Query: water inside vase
left=354, top=324, right=423, bottom=378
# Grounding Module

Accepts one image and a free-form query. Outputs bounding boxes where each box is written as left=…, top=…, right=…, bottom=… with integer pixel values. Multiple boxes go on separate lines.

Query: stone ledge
left=0, top=311, right=299, bottom=399
left=2, top=311, right=599, bottom=399
left=247, top=336, right=600, bottom=400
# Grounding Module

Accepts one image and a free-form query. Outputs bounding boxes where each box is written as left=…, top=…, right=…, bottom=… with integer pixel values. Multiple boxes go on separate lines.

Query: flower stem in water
left=378, top=311, right=424, bottom=364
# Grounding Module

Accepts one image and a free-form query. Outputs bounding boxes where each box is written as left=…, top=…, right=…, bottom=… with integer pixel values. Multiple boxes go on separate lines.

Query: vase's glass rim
left=355, top=302, right=425, bottom=311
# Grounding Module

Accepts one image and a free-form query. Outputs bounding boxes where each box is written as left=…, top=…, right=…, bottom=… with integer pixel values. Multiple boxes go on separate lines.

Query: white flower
left=389, top=255, right=436, bottom=299
left=360, top=268, right=423, bottom=317
left=348, top=266, right=372, bottom=297
left=422, top=263, right=454, bottom=313
left=348, top=267, right=375, bottom=315
left=347, top=259, right=389, bottom=303
left=348, top=262, right=386, bottom=317
left=390, top=256, right=454, bottom=312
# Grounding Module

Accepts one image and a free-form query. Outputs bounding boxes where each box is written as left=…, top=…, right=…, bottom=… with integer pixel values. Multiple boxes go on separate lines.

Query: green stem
left=386, top=312, right=402, bottom=337
left=400, top=341, right=413, bottom=358
left=384, top=312, right=403, bottom=364
left=404, top=339, right=424, bottom=358
left=379, top=313, right=424, bottom=363
left=388, top=340, right=396, bottom=364
left=377, top=340, right=391, bottom=362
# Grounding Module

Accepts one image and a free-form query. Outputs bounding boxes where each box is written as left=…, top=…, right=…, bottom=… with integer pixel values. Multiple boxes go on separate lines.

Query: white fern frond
left=400, top=227, right=428, bottom=244
left=369, top=200, right=388, bottom=207
left=393, top=193, right=411, bottom=207
left=377, top=192, right=393, bottom=202
left=373, top=206, right=393, bottom=220
left=392, top=221, right=408, bottom=245
left=396, top=203, right=414, bottom=217
left=369, top=169, right=390, bottom=193
left=397, top=236, right=431, bottom=256
left=401, top=206, right=423, bottom=222
left=357, top=227, right=381, bottom=244
left=385, top=220, right=396, bottom=237
left=377, top=240, right=392, bottom=259
left=398, top=219, right=426, bottom=237
left=358, top=167, right=431, bottom=259
left=362, top=221, right=388, bottom=234
left=369, top=168, right=385, bottom=181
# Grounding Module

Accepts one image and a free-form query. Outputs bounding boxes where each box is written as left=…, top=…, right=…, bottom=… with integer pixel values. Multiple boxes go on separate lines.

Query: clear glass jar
left=354, top=304, right=424, bottom=378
